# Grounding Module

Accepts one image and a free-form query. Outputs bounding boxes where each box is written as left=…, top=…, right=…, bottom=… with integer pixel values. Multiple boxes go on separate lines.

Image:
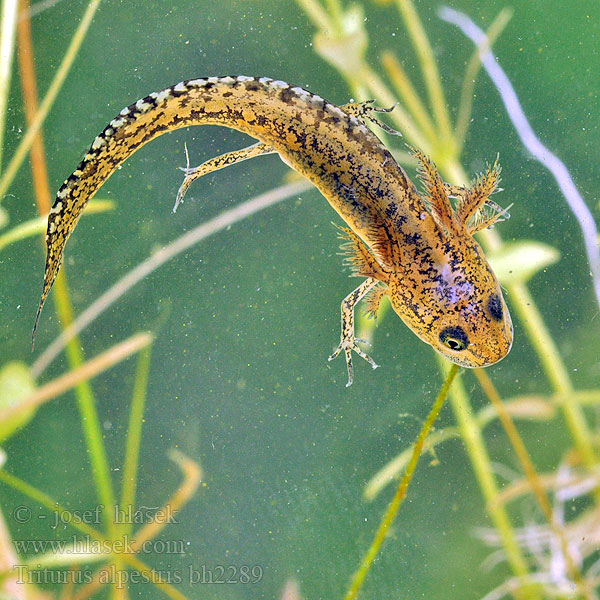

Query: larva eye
left=439, top=326, right=469, bottom=351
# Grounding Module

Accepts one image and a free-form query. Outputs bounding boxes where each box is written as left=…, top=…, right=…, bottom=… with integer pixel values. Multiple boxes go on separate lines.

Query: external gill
left=412, top=148, right=509, bottom=238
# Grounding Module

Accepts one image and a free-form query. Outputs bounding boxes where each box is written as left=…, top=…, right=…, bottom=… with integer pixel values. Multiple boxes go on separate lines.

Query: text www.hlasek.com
left=13, top=534, right=184, bottom=556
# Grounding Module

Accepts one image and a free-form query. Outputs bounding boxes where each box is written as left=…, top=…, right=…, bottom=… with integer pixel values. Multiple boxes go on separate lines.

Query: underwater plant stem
left=120, top=345, right=152, bottom=535
left=0, top=0, right=101, bottom=203
left=17, top=0, right=117, bottom=539
left=440, top=359, right=539, bottom=600
left=475, top=370, right=593, bottom=599
left=380, top=51, right=438, bottom=145
left=16, top=0, right=51, bottom=211
left=0, top=199, right=114, bottom=252
left=454, top=8, right=513, bottom=151
left=0, top=332, right=153, bottom=424
left=53, top=274, right=118, bottom=539
left=508, top=282, right=597, bottom=470
left=507, top=284, right=572, bottom=395
left=324, top=0, right=343, bottom=35
left=294, top=0, right=331, bottom=32
left=344, top=363, right=459, bottom=600
left=0, top=470, right=103, bottom=541
left=0, top=0, right=18, bottom=173
left=393, top=0, right=452, bottom=143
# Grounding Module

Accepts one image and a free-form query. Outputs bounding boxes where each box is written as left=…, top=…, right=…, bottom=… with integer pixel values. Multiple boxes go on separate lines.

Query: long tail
left=32, top=76, right=308, bottom=342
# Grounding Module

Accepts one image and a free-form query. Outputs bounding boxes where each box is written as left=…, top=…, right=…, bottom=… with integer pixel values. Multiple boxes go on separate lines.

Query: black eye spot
left=439, top=326, right=469, bottom=351
left=487, top=293, right=503, bottom=321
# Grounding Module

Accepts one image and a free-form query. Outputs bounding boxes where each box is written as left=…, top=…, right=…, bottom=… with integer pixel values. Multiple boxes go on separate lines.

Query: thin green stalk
left=0, top=199, right=113, bottom=252
left=0, top=0, right=18, bottom=172
left=0, top=0, right=102, bottom=202
left=120, top=345, right=152, bottom=535
left=294, top=0, right=331, bottom=31
left=508, top=283, right=572, bottom=394
left=509, top=282, right=596, bottom=469
left=15, top=0, right=117, bottom=542
left=324, top=0, right=343, bottom=35
left=0, top=469, right=104, bottom=541
left=439, top=359, right=541, bottom=600
left=393, top=0, right=453, bottom=143
left=455, top=8, right=513, bottom=150
left=0, top=470, right=188, bottom=600
left=475, top=370, right=593, bottom=599
left=53, top=270, right=117, bottom=540
left=344, top=363, right=459, bottom=600
left=381, top=50, right=439, bottom=144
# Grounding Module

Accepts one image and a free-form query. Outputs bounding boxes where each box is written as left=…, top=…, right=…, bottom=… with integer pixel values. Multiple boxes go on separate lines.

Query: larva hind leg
left=174, top=141, right=275, bottom=212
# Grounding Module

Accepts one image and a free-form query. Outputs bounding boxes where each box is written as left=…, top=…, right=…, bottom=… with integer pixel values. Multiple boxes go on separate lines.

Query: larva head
left=388, top=233, right=512, bottom=367
left=389, top=149, right=513, bottom=367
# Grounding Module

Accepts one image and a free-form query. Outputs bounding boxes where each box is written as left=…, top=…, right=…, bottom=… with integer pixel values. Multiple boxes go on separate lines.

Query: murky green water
left=2, top=1, right=599, bottom=598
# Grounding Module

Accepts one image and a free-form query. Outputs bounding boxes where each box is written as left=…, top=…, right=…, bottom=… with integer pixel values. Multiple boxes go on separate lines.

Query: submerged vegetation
left=0, top=0, right=599, bottom=599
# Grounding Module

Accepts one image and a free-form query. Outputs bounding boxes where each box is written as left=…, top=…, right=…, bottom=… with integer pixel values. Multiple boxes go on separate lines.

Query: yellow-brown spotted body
left=35, top=76, right=513, bottom=385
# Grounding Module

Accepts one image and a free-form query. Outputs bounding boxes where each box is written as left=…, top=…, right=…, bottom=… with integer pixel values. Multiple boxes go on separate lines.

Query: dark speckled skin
left=34, top=76, right=512, bottom=369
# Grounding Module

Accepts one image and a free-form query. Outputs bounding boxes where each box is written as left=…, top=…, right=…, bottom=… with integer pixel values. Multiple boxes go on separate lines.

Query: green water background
left=2, top=0, right=600, bottom=597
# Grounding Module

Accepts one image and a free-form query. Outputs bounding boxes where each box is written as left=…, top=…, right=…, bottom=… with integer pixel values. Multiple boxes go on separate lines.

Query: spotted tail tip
left=32, top=300, right=43, bottom=350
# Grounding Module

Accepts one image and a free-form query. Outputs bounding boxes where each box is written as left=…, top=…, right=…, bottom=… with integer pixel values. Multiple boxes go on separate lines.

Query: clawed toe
left=329, top=337, right=378, bottom=386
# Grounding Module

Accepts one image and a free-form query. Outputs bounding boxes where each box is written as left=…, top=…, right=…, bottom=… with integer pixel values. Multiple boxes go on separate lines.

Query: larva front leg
left=329, top=277, right=380, bottom=387
left=341, top=100, right=402, bottom=136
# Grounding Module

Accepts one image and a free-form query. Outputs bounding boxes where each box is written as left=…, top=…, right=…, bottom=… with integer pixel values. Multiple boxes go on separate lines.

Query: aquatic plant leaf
left=363, top=428, right=460, bottom=500
left=314, top=5, right=367, bottom=76
left=0, top=361, right=37, bottom=441
left=0, top=199, right=114, bottom=254
left=477, top=395, right=556, bottom=429
left=31, top=546, right=106, bottom=568
left=487, top=240, right=560, bottom=285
